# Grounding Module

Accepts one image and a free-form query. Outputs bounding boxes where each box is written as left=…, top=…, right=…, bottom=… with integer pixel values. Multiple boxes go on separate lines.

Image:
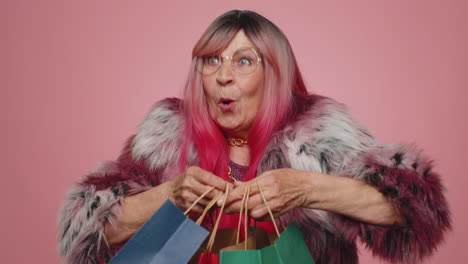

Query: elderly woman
left=57, top=10, right=450, bottom=264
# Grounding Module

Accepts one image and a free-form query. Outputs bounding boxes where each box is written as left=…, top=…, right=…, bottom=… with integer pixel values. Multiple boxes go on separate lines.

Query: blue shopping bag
left=110, top=187, right=223, bottom=264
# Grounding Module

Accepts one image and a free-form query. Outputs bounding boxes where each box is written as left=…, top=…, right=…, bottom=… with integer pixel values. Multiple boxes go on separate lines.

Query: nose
left=216, top=59, right=234, bottom=87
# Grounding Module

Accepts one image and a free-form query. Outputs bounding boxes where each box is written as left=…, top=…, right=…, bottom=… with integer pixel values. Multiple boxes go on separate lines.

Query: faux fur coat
left=57, top=94, right=451, bottom=264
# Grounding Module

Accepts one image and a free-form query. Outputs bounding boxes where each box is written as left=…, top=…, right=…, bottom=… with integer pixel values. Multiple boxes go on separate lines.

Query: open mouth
left=220, top=98, right=234, bottom=105
left=218, top=98, right=236, bottom=110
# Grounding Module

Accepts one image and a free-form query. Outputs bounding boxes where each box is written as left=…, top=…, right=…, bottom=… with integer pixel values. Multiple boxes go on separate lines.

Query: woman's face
left=202, top=30, right=264, bottom=138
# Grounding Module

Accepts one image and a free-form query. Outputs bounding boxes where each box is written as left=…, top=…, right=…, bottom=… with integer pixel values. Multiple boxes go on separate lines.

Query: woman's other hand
left=169, top=166, right=230, bottom=213
left=223, top=168, right=404, bottom=225
left=222, top=168, right=313, bottom=220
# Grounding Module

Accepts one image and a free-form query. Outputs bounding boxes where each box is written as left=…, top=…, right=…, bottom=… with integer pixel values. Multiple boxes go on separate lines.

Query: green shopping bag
left=219, top=222, right=313, bottom=263
left=219, top=182, right=315, bottom=264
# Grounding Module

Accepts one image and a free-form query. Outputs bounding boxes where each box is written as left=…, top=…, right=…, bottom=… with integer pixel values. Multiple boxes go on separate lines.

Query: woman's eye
left=238, top=57, right=252, bottom=65
left=207, top=57, right=219, bottom=65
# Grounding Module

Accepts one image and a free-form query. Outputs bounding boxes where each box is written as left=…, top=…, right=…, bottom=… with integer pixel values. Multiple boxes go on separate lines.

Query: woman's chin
left=216, top=122, right=248, bottom=137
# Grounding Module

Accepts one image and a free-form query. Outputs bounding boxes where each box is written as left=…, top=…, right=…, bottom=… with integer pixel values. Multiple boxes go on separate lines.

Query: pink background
left=3, top=0, right=467, bottom=263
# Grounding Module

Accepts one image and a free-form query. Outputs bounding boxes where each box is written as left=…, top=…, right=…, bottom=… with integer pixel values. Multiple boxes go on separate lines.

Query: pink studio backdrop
left=3, top=0, right=467, bottom=263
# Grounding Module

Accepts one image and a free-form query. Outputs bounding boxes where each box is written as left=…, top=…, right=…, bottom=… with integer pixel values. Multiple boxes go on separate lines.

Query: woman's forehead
left=220, top=30, right=257, bottom=56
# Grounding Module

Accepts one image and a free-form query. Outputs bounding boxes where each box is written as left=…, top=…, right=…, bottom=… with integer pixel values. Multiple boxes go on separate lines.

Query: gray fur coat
left=57, top=94, right=450, bottom=263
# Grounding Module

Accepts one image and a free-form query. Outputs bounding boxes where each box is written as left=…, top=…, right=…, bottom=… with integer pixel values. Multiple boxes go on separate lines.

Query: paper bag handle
left=236, top=182, right=251, bottom=246
left=205, top=183, right=230, bottom=251
left=201, top=181, right=281, bottom=252
left=183, top=186, right=223, bottom=225
left=257, top=181, right=280, bottom=237
left=234, top=181, right=280, bottom=250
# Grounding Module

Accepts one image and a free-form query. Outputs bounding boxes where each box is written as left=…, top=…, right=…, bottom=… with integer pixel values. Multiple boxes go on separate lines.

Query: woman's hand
left=169, top=166, right=230, bottom=213
left=223, top=168, right=404, bottom=225
left=222, top=168, right=314, bottom=220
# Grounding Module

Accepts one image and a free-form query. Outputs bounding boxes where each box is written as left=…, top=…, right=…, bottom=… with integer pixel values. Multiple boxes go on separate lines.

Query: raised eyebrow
left=201, top=53, right=220, bottom=57
left=220, top=46, right=259, bottom=57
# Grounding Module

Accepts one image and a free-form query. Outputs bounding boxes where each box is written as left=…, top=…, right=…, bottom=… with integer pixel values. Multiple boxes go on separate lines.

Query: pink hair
left=181, top=10, right=309, bottom=180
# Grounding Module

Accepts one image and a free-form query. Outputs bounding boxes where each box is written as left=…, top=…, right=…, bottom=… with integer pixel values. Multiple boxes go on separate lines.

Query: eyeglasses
left=195, top=47, right=262, bottom=75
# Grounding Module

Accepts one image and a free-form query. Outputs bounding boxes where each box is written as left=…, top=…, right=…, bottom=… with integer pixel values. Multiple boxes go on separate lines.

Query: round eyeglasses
left=195, top=47, right=262, bottom=75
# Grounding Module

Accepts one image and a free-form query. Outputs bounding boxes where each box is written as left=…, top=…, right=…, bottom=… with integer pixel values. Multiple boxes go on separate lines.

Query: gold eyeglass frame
left=195, top=47, right=262, bottom=75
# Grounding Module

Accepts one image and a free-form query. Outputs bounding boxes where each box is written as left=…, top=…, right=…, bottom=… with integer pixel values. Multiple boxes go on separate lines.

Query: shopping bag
left=198, top=251, right=220, bottom=264
left=219, top=181, right=315, bottom=264
left=196, top=183, right=269, bottom=263
left=109, top=186, right=223, bottom=264
left=195, top=184, right=231, bottom=264
left=220, top=183, right=271, bottom=252
left=219, top=222, right=313, bottom=263
left=220, top=226, right=270, bottom=251
left=195, top=225, right=271, bottom=263
left=188, top=225, right=269, bottom=263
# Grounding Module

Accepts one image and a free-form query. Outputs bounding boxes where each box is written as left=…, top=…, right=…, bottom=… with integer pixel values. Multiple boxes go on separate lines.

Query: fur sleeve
left=56, top=98, right=184, bottom=263
left=310, top=97, right=451, bottom=263
left=338, top=143, right=451, bottom=263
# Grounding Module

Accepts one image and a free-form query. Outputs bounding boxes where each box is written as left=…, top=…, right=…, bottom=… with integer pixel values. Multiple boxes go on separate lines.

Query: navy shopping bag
left=110, top=187, right=223, bottom=264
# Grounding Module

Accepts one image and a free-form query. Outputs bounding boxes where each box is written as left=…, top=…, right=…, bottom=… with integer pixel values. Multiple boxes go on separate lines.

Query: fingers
left=186, top=176, right=219, bottom=200
left=173, top=185, right=211, bottom=212
left=224, top=192, right=262, bottom=214
left=222, top=181, right=283, bottom=221
left=233, top=180, right=243, bottom=187
left=223, top=180, right=260, bottom=205
left=181, top=166, right=232, bottom=200
left=223, top=193, right=279, bottom=221
left=177, top=188, right=211, bottom=207
left=250, top=199, right=286, bottom=220
left=221, top=186, right=243, bottom=207
left=220, top=170, right=301, bottom=221
left=173, top=166, right=237, bottom=215
left=182, top=203, right=205, bottom=214
left=250, top=205, right=269, bottom=219
left=188, top=166, right=229, bottom=192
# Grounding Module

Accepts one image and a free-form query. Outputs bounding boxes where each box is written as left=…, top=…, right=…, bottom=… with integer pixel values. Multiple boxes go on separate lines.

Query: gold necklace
left=227, top=137, right=248, bottom=147
left=227, top=137, right=247, bottom=182
left=228, top=165, right=238, bottom=183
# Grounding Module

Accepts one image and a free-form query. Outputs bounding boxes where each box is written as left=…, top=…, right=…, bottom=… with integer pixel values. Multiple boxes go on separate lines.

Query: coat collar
left=130, top=94, right=375, bottom=178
